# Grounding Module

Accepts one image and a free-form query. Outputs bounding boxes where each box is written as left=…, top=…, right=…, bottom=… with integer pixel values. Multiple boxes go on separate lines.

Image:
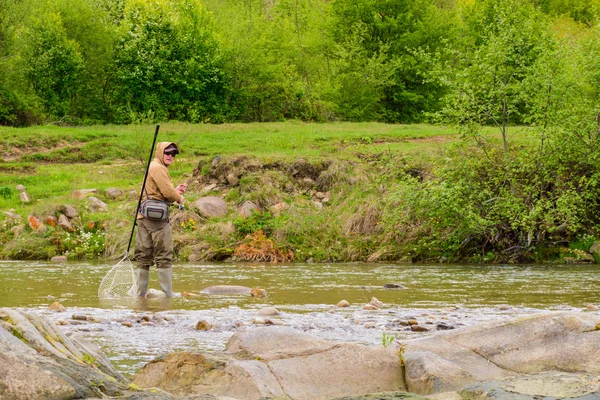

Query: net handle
left=126, top=125, right=160, bottom=254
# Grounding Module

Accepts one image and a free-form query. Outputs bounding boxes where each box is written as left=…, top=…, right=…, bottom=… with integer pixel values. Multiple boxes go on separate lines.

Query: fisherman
left=135, top=142, right=187, bottom=297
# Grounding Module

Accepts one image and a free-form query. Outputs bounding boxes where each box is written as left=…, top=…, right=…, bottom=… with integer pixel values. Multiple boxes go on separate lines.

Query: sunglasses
left=164, top=151, right=178, bottom=157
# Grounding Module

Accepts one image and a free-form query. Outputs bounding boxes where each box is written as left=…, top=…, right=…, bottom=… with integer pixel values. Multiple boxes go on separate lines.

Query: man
left=135, top=142, right=187, bottom=297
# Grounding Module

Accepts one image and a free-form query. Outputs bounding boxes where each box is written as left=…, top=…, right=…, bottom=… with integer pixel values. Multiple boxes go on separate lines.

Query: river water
left=1, top=261, right=599, bottom=376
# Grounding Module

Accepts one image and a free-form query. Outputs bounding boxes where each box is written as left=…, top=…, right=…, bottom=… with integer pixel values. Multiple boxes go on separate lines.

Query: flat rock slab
left=134, top=326, right=406, bottom=400
left=458, top=371, right=600, bottom=399
left=403, top=312, right=600, bottom=395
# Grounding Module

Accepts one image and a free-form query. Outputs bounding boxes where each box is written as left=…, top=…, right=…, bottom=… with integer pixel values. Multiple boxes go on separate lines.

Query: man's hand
left=176, top=183, right=187, bottom=195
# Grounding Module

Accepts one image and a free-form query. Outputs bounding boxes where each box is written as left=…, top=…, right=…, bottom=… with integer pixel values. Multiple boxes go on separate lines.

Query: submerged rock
left=201, top=285, right=252, bottom=296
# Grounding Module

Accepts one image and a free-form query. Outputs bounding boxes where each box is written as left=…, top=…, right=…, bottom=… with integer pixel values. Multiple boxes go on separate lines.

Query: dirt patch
left=2, top=140, right=83, bottom=162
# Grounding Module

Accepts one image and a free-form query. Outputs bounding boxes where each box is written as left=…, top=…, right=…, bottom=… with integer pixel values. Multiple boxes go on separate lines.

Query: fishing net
left=98, top=255, right=138, bottom=298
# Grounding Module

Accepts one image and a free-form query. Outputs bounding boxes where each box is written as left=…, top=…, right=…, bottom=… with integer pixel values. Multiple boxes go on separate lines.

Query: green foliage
left=0, top=186, right=12, bottom=199
left=381, top=332, right=395, bottom=348
left=439, top=0, right=555, bottom=149
left=113, top=0, right=230, bottom=123
left=21, top=12, right=84, bottom=118
left=233, top=211, right=281, bottom=237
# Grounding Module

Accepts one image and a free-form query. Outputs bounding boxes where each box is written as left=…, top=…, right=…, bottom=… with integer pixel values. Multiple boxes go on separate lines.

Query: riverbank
left=1, top=122, right=598, bottom=263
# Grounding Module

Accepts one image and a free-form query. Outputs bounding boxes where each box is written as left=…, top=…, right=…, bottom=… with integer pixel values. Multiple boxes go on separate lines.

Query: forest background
left=1, top=0, right=600, bottom=263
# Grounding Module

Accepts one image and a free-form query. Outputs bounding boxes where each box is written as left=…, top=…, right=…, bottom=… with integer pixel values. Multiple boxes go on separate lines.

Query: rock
left=201, top=285, right=252, bottom=296
left=459, top=371, right=600, bottom=399
left=15, top=184, right=26, bottom=192
left=0, top=309, right=128, bottom=399
left=194, top=196, right=228, bottom=218
left=404, top=351, right=476, bottom=395
left=369, top=297, right=384, bottom=309
left=201, top=183, right=218, bottom=193
left=58, top=214, right=75, bottom=232
left=269, top=202, right=288, bottom=216
left=589, top=241, right=600, bottom=261
left=3, top=211, right=21, bottom=225
left=48, top=302, right=66, bottom=312
left=363, top=304, right=379, bottom=311
left=195, top=320, right=212, bottom=331
left=27, top=215, right=45, bottom=232
left=10, top=224, right=24, bottom=237
left=312, top=201, right=323, bottom=209
left=19, top=191, right=30, bottom=203
left=411, top=325, right=430, bottom=332
left=121, top=321, right=133, bottom=327
left=337, top=300, right=350, bottom=308
left=211, top=156, right=222, bottom=167
left=240, top=200, right=260, bottom=218
left=44, top=215, right=57, bottom=227
left=403, top=312, right=600, bottom=395
left=105, top=188, right=123, bottom=199
left=71, top=189, right=97, bottom=200
left=59, top=204, right=78, bottom=219
left=384, top=283, right=407, bottom=289
left=140, top=328, right=395, bottom=398
left=315, top=192, right=327, bottom=200
left=257, top=308, right=280, bottom=316
left=586, top=304, right=599, bottom=311
left=407, top=319, right=419, bottom=326
left=51, top=256, right=68, bottom=263
left=87, top=196, right=108, bottom=212
left=182, top=291, right=200, bottom=298
left=226, top=173, right=239, bottom=186
left=436, top=322, right=455, bottom=330
left=250, top=288, right=268, bottom=298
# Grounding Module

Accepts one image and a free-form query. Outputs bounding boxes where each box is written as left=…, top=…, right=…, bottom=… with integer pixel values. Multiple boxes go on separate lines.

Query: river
left=1, top=261, right=599, bottom=376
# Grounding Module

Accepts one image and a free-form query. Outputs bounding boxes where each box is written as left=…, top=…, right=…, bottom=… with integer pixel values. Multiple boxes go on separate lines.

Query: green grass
left=3, top=121, right=522, bottom=262
left=0, top=121, right=459, bottom=211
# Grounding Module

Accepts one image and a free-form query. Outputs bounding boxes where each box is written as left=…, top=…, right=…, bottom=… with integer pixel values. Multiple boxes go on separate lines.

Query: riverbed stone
left=370, top=297, right=384, bottom=309
left=196, top=320, right=213, bottom=331
left=257, top=307, right=280, bottom=316
left=48, top=301, right=66, bottom=312
left=51, top=255, right=68, bottom=263
left=337, top=300, right=350, bottom=307
left=201, top=285, right=252, bottom=296
left=250, top=287, right=268, bottom=298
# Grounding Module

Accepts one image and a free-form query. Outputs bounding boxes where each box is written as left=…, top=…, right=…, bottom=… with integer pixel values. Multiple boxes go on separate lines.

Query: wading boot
left=137, top=267, right=150, bottom=297
left=158, top=267, right=174, bottom=297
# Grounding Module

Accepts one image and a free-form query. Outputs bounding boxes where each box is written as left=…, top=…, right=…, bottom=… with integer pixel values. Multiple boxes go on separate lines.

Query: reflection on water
left=1, top=261, right=599, bottom=376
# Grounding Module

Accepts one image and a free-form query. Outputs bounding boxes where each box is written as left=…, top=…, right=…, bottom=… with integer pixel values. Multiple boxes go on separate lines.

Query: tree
left=21, top=12, right=83, bottom=119
left=440, top=0, right=555, bottom=151
left=329, top=0, right=460, bottom=122
left=113, top=0, right=229, bottom=122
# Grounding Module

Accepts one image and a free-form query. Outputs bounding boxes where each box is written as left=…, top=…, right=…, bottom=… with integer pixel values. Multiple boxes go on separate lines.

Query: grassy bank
left=0, top=122, right=594, bottom=263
